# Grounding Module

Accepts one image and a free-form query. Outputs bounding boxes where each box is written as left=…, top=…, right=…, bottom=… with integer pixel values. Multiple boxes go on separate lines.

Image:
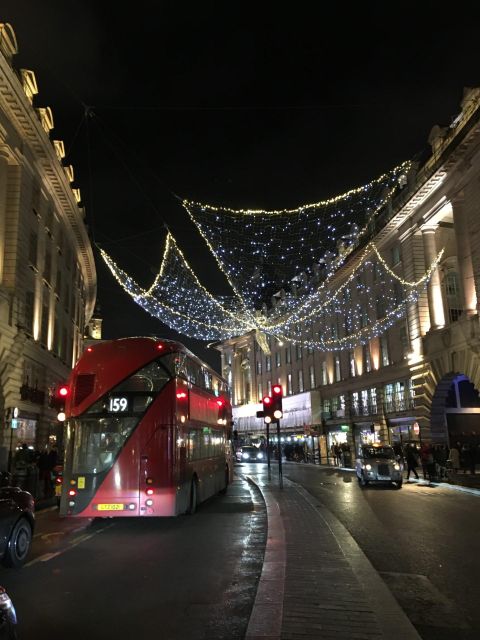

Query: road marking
left=25, top=523, right=114, bottom=568
left=25, top=551, right=63, bottom=567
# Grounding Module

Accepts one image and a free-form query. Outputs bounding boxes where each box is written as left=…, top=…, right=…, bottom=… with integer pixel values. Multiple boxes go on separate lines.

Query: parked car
left=0, top=486, right=35, bottom=567
left=355, top=444, right=403, bottom=489
left=0, top=586, right=17, bottom=639
left=235, top=446, right=265, bottom=463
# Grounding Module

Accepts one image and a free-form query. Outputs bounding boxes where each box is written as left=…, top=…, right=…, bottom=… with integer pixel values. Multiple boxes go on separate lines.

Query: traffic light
left=272, top=384, right=283, bottom=420
left=262, top=395, right=273, bottom=424
left=52, top=383, right=70, bottom=421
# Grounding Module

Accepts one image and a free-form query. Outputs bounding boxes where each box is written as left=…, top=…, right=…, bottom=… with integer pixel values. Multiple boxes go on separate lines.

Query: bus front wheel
left=187, top=478, right=198, bottom=515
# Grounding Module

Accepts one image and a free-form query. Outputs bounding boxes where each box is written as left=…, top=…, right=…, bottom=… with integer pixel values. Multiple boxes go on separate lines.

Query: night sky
left=2, top=1, right=480, bottom=371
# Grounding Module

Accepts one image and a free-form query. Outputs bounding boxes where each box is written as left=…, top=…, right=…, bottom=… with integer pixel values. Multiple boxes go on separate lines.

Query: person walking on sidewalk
left=420, top=442, right=434, bottom=480
left=405, top=444, right=419, bottom=480
left=449, top=443, right=461, bottom=473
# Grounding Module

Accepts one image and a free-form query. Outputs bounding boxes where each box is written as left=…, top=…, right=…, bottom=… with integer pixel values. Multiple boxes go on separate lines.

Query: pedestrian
left=37, top=447, right=53, bottom=498
left=405, top=444, right=419, bottom=480
left=449, top=443, right=460, bottom=473
left=434, top=444, right=448, bottom=480
left=420, top=443, right=434, bottom=480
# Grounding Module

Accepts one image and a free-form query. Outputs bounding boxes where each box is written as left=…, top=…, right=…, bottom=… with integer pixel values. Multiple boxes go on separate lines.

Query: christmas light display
left=101, top=160, right=443, bottom=352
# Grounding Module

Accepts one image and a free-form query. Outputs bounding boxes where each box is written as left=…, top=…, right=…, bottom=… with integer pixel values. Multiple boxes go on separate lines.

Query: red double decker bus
left=59, top=337, right=233, bottom=517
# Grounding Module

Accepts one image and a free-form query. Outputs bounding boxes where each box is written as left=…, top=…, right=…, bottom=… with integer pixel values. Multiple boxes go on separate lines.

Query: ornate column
left=421, top=225, right=445, bottom=330
left=451, top=195, right=477, bottom=315
left=0, top=147, right=9, bottom=284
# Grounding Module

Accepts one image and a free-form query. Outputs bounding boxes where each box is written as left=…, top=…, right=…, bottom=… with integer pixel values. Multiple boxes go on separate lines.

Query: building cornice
left=0, top=54, right=96, bottom=322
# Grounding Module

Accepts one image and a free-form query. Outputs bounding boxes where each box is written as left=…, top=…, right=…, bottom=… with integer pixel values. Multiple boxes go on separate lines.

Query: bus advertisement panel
left=59, top=337, right=233, bottom=517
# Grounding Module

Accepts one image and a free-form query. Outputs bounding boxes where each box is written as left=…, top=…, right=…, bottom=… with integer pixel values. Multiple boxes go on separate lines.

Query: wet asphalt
left=0, top=476, right=266, bottom=640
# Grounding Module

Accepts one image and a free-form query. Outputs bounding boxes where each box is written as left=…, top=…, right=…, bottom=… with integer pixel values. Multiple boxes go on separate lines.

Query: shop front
left=353, top=422, right=381, bottom=456
left=326, top=424, right=353, bottom=467
left=388, top=418, right=421, bottom=447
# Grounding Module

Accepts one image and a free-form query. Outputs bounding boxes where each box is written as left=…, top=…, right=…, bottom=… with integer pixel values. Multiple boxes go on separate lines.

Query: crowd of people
left=330, top=443, right=352, bottom=467
left=398, top=441, right=477, bottom=481
left=13, top=442, right=59, bottom=498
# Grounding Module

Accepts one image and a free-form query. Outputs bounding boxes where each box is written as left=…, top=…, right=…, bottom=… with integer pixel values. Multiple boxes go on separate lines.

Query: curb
left=244, top=474, right=285, bottom=640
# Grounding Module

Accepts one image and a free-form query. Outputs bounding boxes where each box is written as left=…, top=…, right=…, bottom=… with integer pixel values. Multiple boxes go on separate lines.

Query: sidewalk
left=244, top=468, right=420, bottom=640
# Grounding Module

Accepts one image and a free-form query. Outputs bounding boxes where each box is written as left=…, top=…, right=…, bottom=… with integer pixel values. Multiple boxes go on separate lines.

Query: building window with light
left=391, top=244, right=401, bottom=266
left=257, top=383, right=262, bottom=402
left=321, top=361, right=328, bottom=385
left=298, top=370, right=304, bottom=393
left=285, top=347, right=291, bottom=364
left=352, top=392, right=359, bottom=415
left=349, top=351, right=356, bottom=377
left=275, top=351, right=281, bottom=368
left=256, top=360, right=262, bottom=375
left=287, top=373, right=293, bottom=395
left=296, top=344, right=302, bottom=360
left=361, top=389, right=369, bottom=415
left=309, top=365, right=315, bottom=389
left=363, top=344, right=371, bottom=373
left=334, top=356, right=341, bottom=382
left=266, top=355, right=271, bottom=372
left=380, top=335, right=389, bottom=367
left=444, top=271, right=462, bottom=323
left=399, top=323, right=409, bottom=354
left=376, top=297, right=385, bottom=320
left=369, top=387, right=377, bottom=413
left=267, top=380, right=272, bottom=396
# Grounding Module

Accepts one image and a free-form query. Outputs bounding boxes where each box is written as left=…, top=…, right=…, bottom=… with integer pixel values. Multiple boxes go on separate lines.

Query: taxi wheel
left=4, top=517, right=32, bottom=567
left=394, top=480, right=403, bottom=489
left=359, top=473, right=369, bottom=487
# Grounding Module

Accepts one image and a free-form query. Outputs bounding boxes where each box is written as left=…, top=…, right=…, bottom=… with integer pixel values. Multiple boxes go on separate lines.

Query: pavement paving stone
left=245, top=471, right=421, bottom=640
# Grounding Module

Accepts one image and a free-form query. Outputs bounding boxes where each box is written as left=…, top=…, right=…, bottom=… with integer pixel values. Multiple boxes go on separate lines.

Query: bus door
left=139, top=424, right=176, bottom=517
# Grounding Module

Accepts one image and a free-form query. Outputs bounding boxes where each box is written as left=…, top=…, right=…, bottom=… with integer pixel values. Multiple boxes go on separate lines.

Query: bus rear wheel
left=187, top=478, right=198, bottom=515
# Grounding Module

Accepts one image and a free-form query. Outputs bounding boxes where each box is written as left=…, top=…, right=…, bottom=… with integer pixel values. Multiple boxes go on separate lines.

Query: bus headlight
left=257, top=453, right=264, bottom=460
left=242, top=452, right=250, bottom=460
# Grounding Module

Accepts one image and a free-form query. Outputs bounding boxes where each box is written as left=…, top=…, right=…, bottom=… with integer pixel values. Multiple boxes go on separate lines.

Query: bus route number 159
left=108, top=396, right=129, bottom=413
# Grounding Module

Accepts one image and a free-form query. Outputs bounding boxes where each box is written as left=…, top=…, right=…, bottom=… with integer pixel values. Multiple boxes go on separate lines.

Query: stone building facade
left=216, top=87, right=480, bottom=461
left=0, top=24, right=96, bottom=467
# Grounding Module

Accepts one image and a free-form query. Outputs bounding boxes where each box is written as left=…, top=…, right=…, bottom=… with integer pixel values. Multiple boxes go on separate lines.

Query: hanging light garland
left=100, top=159, right=443, bottom=352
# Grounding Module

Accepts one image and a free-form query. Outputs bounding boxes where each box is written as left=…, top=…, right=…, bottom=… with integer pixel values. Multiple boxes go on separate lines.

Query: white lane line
left=25, top=523, right=114, bottom=568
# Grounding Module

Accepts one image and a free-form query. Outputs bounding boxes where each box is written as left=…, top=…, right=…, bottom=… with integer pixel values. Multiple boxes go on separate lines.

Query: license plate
left=377, top=476, right=391, bottom=480
left=97, top=503, right=124, bottom=511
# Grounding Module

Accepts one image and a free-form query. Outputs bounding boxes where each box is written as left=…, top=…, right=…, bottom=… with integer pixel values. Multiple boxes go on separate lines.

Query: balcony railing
left=383, top=397, right=415, bottom=413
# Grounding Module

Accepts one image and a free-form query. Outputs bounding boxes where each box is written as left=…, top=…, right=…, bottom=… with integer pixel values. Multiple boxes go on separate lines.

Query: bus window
left=115, top=360, right=170, bottom=393
left=71, top=416, right=137, bottom=474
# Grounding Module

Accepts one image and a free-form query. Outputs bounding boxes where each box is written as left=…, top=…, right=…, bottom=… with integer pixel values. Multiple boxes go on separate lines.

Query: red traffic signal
left=262, top=395, right=273, bottom=423
left=272, top=385, right=283, bottom=420
left=58, top=385, right=69, bottom=398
